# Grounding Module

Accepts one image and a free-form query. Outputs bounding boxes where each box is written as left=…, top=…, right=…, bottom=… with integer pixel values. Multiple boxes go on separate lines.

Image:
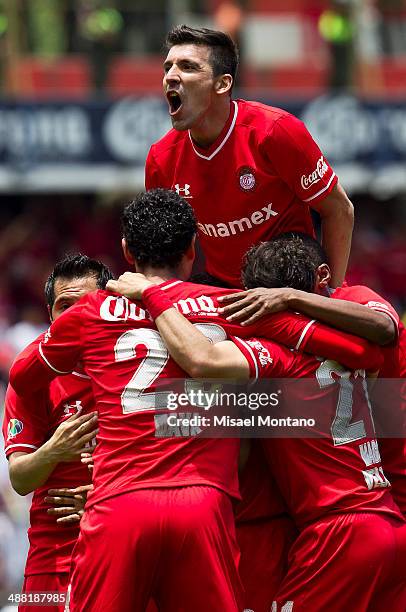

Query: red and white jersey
left=9, top=281, right=383, bottom=509
left=332, top=284, right=400, bottom=340
left=333, top=284, right=406, bottom=513
left=241, top=337, right=401, bottom=527
left=2, top=362, right=93, bottom=576
left=146, top=99, right=337, bottom=286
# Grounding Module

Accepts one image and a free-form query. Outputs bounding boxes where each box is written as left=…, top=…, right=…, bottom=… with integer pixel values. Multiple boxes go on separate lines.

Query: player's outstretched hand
left=45, top=484, right=94, bottom=524
left=106, top=272, right=155, bottom=300
left=218, top=287, right=292, bottom=325
left=43, top=411, right=98, bottom=463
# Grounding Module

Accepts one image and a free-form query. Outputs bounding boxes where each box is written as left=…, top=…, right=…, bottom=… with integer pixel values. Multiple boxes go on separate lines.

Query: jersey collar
left=158, top=279, right=183, bottom=291
left=188, top=100, right=238, bottom=161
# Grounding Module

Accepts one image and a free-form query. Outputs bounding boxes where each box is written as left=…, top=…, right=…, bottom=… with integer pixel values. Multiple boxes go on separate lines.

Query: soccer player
left=9, top=190, right=380, bottom=612
left=218, top=232, right=406, bottom=515
left=108, top=270, right=406, bottom=611
left=3, top=255, right=111, bottom=612
left=145, top=24, right=354, bottom=288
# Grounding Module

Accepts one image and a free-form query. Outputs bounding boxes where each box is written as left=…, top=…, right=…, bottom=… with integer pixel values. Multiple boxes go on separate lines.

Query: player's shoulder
left=149, top=127, right=188, bottom=157
left=163, top=279, right=239, bottom=300
left=4, top=379, right=49, bottom=415
left=237, top=99, right=299, bottom=134
left=334, top=284, right=387, bottom=303
left=334, top=284, right=399, bottom=323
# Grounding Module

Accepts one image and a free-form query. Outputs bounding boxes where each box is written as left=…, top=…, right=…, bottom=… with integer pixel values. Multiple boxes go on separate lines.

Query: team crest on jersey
left=7, top=418, right=23, bottom=439
left=238, top=166, right=256, bottom=192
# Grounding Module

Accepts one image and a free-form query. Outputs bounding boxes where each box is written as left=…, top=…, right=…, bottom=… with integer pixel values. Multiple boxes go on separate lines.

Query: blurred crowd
left=1, top=1, right=406, bottom=97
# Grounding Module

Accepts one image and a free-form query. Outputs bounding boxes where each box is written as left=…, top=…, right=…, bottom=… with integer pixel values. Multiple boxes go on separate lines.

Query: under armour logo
left=175, top=183, right=191, bottom=197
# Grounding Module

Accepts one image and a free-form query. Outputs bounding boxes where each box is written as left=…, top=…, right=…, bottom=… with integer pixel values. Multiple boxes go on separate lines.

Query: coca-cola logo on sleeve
left=300, top=156, right=329, bottom=190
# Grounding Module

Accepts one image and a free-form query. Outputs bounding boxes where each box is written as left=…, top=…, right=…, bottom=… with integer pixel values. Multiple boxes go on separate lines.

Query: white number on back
left=316, top=360, right=371, bottom=446
left=114, top=323, right=227, bottom=413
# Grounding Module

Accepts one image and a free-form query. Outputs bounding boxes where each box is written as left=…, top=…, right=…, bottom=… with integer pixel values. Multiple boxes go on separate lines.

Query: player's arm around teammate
left=218, top=233, right=396, bottom=345
left=308, top=182, right=354, bottom=288
left=219, top=284, right=395, bottom=343
left=107, top=273, right=249, bottom=379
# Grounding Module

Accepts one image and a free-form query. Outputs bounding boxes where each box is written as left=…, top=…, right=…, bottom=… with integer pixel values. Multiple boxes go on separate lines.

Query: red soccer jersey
left=235, top=441, right=289, bottom=523
left=239, top=336, right=401, bottom=527
left=145, top=99, right=337, bottom=286
left=3, top=369, right=93, bottom=576
left=9, top=281, right=383, bottom=510
left=332, top=284, right=406, bottom=513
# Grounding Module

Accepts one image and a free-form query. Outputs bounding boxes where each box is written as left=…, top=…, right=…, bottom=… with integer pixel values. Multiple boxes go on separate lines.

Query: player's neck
left=139, top=266, right=181, bottom=285
left=189, top=98, right=232, bottom=148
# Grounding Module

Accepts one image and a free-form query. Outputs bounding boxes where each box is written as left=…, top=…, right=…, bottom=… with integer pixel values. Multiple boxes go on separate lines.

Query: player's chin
left=170, top=115, right=190, bottom=131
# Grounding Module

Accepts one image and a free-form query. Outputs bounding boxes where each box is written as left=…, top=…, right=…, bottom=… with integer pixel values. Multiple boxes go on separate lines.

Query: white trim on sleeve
left=303, top=173, right=336, bottom=203
left=233, top=336, right=259, bottom=379
left=5, top=443, right=38, bottom=452
left=366, top=305, right=399, bottom=334
left=295, top=320, right=316, bottom=350
left=39, top=343, right=72, bottom=375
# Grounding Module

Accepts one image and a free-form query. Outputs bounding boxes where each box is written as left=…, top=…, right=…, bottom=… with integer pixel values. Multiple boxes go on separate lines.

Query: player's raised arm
left=267, top=115, right=353, bottom=287
left=310, top=183, right=354, bottom=288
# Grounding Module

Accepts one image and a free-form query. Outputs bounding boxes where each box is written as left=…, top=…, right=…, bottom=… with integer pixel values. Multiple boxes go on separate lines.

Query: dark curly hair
left=242, top=232, right=328, bottom=293
left=45, top=253, right=114, bottom=310
left=122, top=188, right=197, bottom=269
left=166, top=24, right=239, bottom=88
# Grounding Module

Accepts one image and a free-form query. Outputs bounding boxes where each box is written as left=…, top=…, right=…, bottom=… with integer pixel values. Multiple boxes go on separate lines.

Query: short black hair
left=45, top=254, right=114, bottom=310
left=166, top=24, right=239, bottom=86
left=242, top=232, right=328, bottom=293
left=122, top=188, right=197, bottom=269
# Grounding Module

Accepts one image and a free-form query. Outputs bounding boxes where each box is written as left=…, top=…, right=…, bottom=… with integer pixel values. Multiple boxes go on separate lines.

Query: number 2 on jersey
left=114, top=323, right=227, bottom=413
left=316, top=360, right=372, bottom=446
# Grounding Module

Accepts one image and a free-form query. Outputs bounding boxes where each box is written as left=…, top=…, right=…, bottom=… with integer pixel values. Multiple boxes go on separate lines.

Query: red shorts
left=237, top=516, right=297, bottom=612
left=273, top=512, right=406, bottom=612
left=19, top=573, right=69, bottom=612
left=69, top=486, right=244, bottom=612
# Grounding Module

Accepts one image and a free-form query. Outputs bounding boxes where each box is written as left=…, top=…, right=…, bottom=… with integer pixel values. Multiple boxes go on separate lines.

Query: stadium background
left=0, top=1, right=405, bottom=607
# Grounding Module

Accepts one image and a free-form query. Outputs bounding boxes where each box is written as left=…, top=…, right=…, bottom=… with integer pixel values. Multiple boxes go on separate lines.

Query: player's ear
left=316, top=263, right=331, bottom=290
left=122, top=238, right=135, bottom=265
left=214, top=74, right=233, bottom=95
left=47, top=304, right=53, bottom=322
